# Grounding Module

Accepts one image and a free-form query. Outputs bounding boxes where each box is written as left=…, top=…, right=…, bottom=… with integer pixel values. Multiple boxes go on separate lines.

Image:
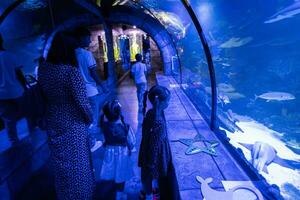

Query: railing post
left=180, top=0, right=218, bottom=131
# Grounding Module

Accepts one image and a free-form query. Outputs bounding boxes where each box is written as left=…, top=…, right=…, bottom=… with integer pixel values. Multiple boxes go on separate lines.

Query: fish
left=264, top=1, right=300, bottom=24
left=226, top=92, right=245, bottom=100
left=220, top=37, right=253, bottom=48
left=217, top=83, right=235, bottom=93
left=152, top=11, right=190, bottom=38
left=255, top=92, right=296, bottom=102
left=240, top=142, right=300, bottom=174
left=218, top=93, right=231, bottom=106
left=221, top=63, right=231, bottom=67
left=217, top=112, right=244, bottom=133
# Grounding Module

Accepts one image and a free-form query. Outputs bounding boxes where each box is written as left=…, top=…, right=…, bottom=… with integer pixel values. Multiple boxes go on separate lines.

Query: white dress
left=100, top=121, right=136, bottom=183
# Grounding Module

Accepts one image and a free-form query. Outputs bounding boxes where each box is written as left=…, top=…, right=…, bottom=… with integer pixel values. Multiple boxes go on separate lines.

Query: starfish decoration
left=171, top=133, right=219, bottom=156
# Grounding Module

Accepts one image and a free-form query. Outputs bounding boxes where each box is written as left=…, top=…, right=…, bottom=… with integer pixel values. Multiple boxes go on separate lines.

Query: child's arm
left=127, top=125, right=136, bottom=150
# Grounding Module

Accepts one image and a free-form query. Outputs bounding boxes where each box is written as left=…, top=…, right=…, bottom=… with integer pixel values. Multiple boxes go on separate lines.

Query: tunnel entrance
left=86, top=24, right=163, bottom=80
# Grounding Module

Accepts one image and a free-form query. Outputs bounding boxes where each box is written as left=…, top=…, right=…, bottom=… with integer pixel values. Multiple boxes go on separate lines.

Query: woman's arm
left=69, top=67, right=93, bottom=124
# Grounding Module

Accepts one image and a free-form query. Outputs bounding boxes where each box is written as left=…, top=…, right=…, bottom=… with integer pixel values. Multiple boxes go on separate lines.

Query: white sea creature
left=264, top=1, right=300, bottom=24
left=255, top=92, right=295, bottom=102
left=218, top=93, right=231, bottom=106
left=220, top=37, right=253, bottom=48
left=226, top=92, right=245, bottom=100
left=240, top=142, right=300, bottom=174
left=221, top=63, right=231, bottom=67
left=217, top=83, right=235, bottom=93
left=152, top=11, right=190, bottom=37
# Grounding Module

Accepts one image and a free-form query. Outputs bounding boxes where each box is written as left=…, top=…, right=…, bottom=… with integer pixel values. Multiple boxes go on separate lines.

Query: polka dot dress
left=38, top=63, right=95, bottom=200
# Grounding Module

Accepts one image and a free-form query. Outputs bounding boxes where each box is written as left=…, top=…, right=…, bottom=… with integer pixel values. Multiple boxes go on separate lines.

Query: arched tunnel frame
left=43, top=6, right=181, bottom=78
left=0, top=0, right=217, bottom=131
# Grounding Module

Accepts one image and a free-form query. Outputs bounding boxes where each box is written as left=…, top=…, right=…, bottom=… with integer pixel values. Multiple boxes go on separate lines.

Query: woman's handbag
left=16, top=68, right=47, bottom=129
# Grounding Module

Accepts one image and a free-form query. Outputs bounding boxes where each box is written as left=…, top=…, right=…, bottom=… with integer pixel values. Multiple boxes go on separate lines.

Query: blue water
left=140, top=0, right=300, bottom=198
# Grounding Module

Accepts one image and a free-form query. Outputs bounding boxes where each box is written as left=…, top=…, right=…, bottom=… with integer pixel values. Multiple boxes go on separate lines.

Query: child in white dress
left=99, top=100, right=135, bottom=200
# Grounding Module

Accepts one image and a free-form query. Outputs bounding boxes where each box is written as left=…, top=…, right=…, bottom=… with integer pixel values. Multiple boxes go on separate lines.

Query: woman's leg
left=141, top=169, right=153, bottom=199
left=116, top=182, right=126, bottom=200
left=116, top=182, right=125, bottom=192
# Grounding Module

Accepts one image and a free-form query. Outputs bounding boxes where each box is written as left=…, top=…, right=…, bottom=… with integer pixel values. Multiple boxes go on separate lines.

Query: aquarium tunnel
left=0, top=0, right=299, bottom=199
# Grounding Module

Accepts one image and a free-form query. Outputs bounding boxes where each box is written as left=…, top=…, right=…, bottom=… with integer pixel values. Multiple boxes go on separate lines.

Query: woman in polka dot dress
left=38, top=32, right=95, bottom=200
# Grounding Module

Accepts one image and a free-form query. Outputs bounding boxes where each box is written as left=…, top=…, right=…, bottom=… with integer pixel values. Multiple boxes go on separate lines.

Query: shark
left=239, top=142, right=300, bottom=174
left=171, top=133, right=219, bottom=156
left=264, top=1, right=300, bottom=24
left=152, top=11, right=190, bottom=38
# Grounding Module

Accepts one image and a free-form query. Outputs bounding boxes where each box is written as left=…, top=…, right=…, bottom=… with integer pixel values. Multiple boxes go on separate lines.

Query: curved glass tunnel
left=0, top=0, right=299, bottom=199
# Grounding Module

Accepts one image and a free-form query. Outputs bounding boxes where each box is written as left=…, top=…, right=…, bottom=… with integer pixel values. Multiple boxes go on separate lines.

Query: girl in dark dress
left=138, top=85, right=181, bottom=200
left=99, top=100, right=135, bottom=200
left=38, top=32, right=95, bottom=200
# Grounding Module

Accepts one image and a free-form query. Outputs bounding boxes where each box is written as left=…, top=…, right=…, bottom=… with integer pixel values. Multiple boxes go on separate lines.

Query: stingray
left=239, top=142, right=300, bottom=174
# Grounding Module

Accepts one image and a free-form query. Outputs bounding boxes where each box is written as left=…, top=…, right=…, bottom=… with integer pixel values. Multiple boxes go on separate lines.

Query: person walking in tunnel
left=131, top=53, right=148, bottom=111
left=38, top=32, right=95, bottom=200
left=73, top=27, right=108, bottom=151
left=0, top=33, right=24, bottom=145
left=139, top=85, right=181, bottom=200
left=99, top=100, right=135, bottom=200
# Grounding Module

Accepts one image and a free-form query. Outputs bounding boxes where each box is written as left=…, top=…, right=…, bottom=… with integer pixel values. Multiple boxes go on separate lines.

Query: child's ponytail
left=120, top=114, right=129, bottom=133
left=142, top=90, right=148, bottom=116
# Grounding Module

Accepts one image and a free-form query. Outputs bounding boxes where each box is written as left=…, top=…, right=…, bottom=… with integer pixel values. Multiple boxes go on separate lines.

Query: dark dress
left=38, top=62, right=95, bottom=200
left=138, top=109, right=181, bottom=200
left=138, top=109, right=172, bottom=178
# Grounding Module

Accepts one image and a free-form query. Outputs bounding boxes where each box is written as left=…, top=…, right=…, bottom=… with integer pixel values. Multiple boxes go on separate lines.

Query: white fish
left=153, top=11, right=190, bottom=37
left=220, top=37, right=253, bottom=48
left=255, top=92, right=296, bottom=102
left=264, top=2, right=300, bottom=24
left=221, top=63, right=230, bottom=67
left=218, top=93, right=231, bottom=106
left=217, top=83, right=235, bottom=93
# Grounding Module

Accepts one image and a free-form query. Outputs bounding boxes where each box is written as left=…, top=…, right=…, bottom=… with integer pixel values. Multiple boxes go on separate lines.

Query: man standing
left=131, top=53, right=147, bottom=110
left=0, top=33, right=24, bottom=145
left=74, top=28, right=107, bottom=151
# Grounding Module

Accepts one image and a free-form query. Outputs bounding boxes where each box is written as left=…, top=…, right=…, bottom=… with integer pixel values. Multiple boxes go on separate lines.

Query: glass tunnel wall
left=137, top=0, right=300, bottom=198
left=150, top=0, right=299, bottom=199
left=0, top=0, right=51, bottom=74
left=138, top=0, right=213, bottom=124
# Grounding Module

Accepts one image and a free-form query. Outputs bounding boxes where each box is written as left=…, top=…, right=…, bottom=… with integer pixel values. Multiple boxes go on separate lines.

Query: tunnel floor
left=12, top=73, right=262, bottom=200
